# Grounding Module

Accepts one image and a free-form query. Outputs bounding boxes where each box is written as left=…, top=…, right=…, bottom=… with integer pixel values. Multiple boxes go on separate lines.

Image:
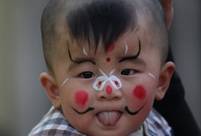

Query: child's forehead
left=67, top=30, right=140, bottom=56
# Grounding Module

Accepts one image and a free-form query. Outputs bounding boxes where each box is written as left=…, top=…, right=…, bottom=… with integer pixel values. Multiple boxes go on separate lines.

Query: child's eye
left=80, top=71, right=95, bottom=79
left=121, top=69, right=135, bottom=76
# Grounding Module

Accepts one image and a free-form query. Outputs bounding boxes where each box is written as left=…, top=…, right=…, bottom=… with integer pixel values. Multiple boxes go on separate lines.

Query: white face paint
left=124, top=42, right=128, bottom=54
left=83, top=47, right=88, bottom=56
left=148, top=73, right=156, bottom=80
left=61, top=78, right=69, bottom=87
left=93, top=69, right=122, bottom=91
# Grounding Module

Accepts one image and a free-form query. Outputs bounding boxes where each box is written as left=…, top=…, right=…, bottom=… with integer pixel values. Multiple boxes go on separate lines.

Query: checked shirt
left=29, top=106, right=173, bottom=136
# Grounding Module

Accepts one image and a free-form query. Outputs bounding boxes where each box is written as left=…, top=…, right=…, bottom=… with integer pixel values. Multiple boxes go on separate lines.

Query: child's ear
left=155, top=62, right=175, bottom=100
left=40, top=72, right=61, bottom=108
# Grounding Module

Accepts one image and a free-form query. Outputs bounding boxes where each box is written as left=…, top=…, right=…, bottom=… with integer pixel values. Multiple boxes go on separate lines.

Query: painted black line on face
left=72, top=107, right=95, bottom=115
left=68, top=45, right=96, bottom=65
left=125, top=105, right=144, bottom=116
left=119, top=38, right=141, bottom=63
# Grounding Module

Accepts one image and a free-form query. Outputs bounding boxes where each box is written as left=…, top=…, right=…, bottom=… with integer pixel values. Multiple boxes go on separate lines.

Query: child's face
left=39, top=0, right=176, bottom=135
left=48, top=28, right=168, bottom=135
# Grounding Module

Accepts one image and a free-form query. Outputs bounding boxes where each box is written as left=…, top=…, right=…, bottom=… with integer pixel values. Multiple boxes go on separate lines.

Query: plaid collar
left=29, top=106, right=173, bottom=136
left=29, top=106, right=85, bottom=136
left=144, top=108, right=174, bottom=136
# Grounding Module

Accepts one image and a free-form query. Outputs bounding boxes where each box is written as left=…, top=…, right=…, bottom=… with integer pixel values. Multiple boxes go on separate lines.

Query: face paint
left=124, top=42, right=128, bottom=54
left=93, top=69, right=122, bottom=91
left=115, top=81, right=119, bottom=86
left=133, top=85, right=146, bottom=99
left=125, top=105, right=144, bottom=116
left=74, top=91, right=89, bottom=107
left=72, top=107, right=94, bottom=115
left=98, top=81, right=102, bottom=86
left=106, top=43, right=115, bottom=52
left=83, top=47, right=88, bottom=56
left=106, top=85, right=113, bottom=94
left=68, top=45, right=96, bottom=65
left=148, top=73, right=156, bottom=80
left=106, top=57, right=111, bottom=62
left=119, top=39, right=141, bottom=63
left=61, top=78, right=69, bottom=87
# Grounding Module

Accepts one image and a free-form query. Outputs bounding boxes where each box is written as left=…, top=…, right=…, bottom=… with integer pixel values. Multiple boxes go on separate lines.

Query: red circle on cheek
left=133, top=85, right=146, bottom=99
left=74, top=91, right=89, bottom=107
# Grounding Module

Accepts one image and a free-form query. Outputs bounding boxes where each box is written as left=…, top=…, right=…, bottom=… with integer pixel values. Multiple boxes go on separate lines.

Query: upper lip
left=95, top=110, right=123, bottom=115
left=94, top=106, right=125, bottom=114
left=93, top=102, right=125, bottom=112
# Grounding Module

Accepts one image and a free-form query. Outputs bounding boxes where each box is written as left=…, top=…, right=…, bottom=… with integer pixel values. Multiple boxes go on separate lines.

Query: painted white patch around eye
left=93, top=69, right=122, bottom=91
left=148, top=73, right=156, bottom=80
left=124, top=42, right=128, bottom=54
left=61, top=78, right=69, bottom=87
left=83, top=47, right=88, bottom=56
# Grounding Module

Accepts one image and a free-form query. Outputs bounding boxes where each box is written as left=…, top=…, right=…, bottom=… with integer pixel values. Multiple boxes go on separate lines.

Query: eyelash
left=79, top=71, right=95, bottom=79
left=121, top=69, right=136, bottom=76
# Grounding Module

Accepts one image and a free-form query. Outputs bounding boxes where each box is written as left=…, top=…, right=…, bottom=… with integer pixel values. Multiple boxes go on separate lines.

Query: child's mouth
left=96, top=111, right=122, bottom=126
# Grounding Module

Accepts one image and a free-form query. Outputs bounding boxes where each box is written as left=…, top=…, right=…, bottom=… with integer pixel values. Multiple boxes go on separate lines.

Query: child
left=29, top=0, right=175, bottom=135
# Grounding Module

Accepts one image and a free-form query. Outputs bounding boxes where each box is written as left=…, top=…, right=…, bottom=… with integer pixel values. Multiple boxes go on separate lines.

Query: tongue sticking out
left=97, top=111, right=121, bottom=126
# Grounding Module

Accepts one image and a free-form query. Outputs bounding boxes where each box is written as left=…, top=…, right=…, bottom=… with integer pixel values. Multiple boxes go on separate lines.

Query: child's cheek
left=133, top=85, right=146, bottom=99
left=74, top=90, right=89, bottom=107
left=125, top=85, right=147, bottom=111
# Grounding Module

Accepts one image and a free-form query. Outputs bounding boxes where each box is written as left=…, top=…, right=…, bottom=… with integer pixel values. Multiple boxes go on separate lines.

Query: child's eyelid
left=121, top=69, right=136, bottom=76
left=79, top=71, right=96, bottom=79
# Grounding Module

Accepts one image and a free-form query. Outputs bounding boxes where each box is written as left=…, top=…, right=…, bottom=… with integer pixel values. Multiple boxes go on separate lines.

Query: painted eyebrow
left=119, top=39, right=141, bottom=63
left=68, top=45, right=96, bottom=65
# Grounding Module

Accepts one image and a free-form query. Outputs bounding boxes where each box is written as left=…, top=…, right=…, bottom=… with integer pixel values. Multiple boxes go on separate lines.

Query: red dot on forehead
left=106, top=43, right=115, bottom=53
left=133, top=85, right=146, bottom=99
left=106, top=85, right=113, bottom=94
left=106, top=57, right=111, bottom=62
left=75, top=91, right=88, bottom=107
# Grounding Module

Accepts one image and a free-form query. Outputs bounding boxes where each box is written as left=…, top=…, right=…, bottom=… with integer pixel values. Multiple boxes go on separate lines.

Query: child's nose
left=96, top=83, right=122, bottom=101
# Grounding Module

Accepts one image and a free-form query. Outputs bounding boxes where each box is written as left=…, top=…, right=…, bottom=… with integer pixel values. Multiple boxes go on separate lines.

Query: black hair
left=66, top=0, right=137, bottom=52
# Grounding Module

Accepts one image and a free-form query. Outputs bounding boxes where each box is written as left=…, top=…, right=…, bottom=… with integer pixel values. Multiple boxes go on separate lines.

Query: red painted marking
left=75, top=91, right=89, bottom=107
left=98, top=81, right=102, bottom=86
left=115, top=81, right=119, bottom=86
left=106, top=57, right=111, bottom=62
left=107, top=43, right=115, bottom=52
left=106, top=85, right=113, bottom=94
left=133, top=85, right=146, bottom=99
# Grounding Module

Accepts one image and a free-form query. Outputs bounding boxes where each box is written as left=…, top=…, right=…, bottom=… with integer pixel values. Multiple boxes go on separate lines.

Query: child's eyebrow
left=68, top=46, right=96, bottom=65
left=119, top=39, right=141, bottom=63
